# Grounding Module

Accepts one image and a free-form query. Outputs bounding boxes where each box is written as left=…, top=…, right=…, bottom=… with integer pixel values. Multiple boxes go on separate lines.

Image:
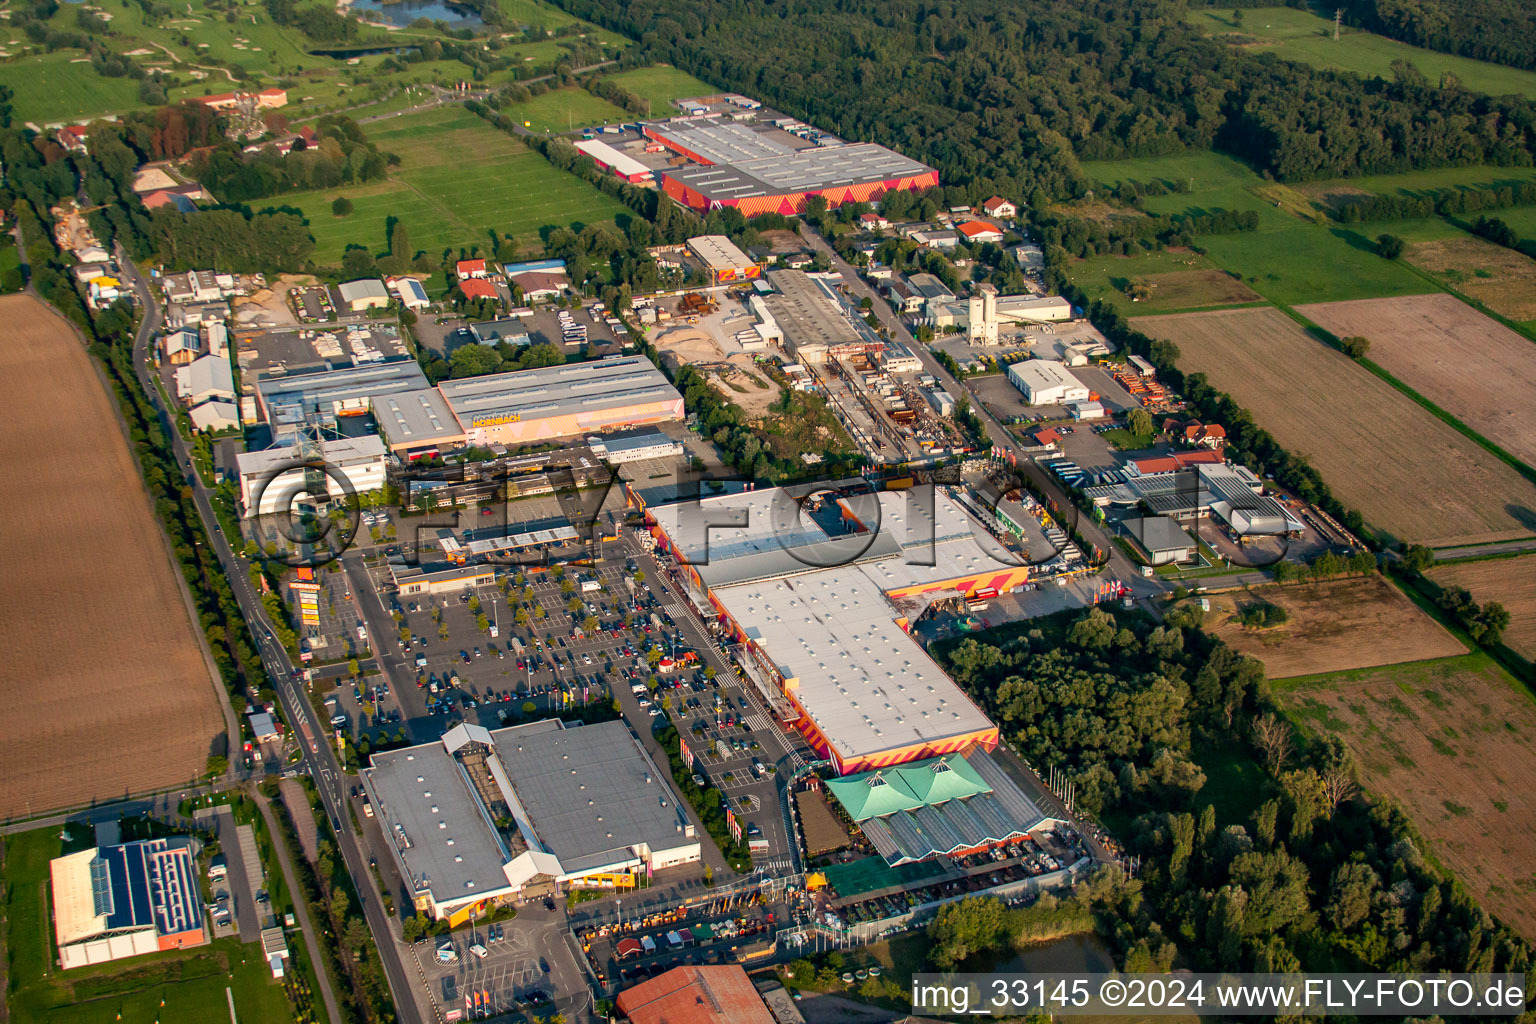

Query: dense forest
left=185, top=115, right=390, bottom=203
left=1340, top=0, right=1536, bottom=73
left=549, top=0, right=1536, bottom=198
left=937, top=606, right=1531, bottom=978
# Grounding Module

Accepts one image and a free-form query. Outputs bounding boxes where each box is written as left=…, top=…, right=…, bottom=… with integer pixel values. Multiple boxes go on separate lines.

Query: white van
left=469, top=943, right=489, bottom=960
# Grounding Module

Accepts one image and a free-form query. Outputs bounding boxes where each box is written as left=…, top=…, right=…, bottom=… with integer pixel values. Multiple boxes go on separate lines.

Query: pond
left=983, top=931, right=1116, bottom=975
left=347, top=0, right=484, bottom=29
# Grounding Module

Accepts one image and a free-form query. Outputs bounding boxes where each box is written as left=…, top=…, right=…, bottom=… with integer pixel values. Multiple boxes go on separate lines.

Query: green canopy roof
left=825, top=754, right=993, bottom=822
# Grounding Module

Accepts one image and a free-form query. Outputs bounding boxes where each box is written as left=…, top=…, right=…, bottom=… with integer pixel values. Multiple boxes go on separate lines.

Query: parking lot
left=416, top=914, right=566, bottom=1021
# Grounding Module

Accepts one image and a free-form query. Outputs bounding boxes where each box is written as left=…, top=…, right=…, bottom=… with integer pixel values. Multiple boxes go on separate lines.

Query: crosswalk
left=744, top=713, right=772, bottom=733
left=757, top=858, right=797, bottom=875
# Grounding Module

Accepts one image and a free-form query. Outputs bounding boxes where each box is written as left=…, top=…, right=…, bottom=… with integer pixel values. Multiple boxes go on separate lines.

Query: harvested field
left=0, top=295, right=224, bottom=818
left=1200, top=575, right=1464, bottom=678
left=1135, top=306, right=1536, bottom=546
left=1429, top=555, right=1536, bottom=660
left=1280, top=655, right=1536, bottom=940
left=1296, top=293, right=1536, bottom=467
left=1404, top=237, right=1536, bottom=322
left=1136, top=269, right=1261, bottom=308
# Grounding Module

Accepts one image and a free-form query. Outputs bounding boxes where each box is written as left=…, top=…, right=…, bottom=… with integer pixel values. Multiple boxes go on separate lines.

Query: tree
left=332, top=196, right=354, bottom=217
left=1127, top=406, right=1154, bottom=437
left=1400, top=544, right=1436, bottom=575
left=927, top=897, right=1009, bottom=969
left=1231, top=8, right=1244, bottom=25
left=583, top=614, right=599, bottom=633
left=1252, top=714, right=1294, bottom=772
left=347, top=658, right=360, bottom=677
left=1338, top=335, right=1371, bottom=359
left=1375, top=233, right=1405, bottom=259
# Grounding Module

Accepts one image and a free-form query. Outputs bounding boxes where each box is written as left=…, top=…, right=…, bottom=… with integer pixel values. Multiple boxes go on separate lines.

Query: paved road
left=796, top=224, right=1165, bottom=599
left=1432, top=539, right=1536, bottom=561
left=115, top=249, right=432, bottom=1024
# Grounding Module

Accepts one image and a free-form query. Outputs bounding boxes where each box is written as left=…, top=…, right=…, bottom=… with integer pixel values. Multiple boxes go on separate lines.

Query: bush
left=1338, top=335, right=1370, bottom=359
left=1375, top=233, right=1405, bottom=259
left=331, top=196, right=354, bottom=217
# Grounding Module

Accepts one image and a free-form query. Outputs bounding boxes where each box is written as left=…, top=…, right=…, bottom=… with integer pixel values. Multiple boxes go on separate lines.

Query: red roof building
left=616, top=966, right=775, bottom=1024
left=957, top=219, right=1004, bottom=243
left=1131, top=449, right=1224, bottom=476
left=1031, top=427, right=1062, bottom=446
left=459, top=278, right=497, bottom=301
left=982, top=196, right=1017, bottom=219
left=456, top=258, right=487, bottom=279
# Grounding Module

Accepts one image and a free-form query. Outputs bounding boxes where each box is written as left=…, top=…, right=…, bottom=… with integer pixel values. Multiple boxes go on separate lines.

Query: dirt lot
left=1296, top=293, right=1536, bottom=466
left=652, top=324, right=777, bottom=416
left=1280, top=655, right=1536, bottom=940
left=1201, top=575, right=1464, bottom=678
left=1405, top=237, right=1536, bottom=322
left=1134, top=306, right=1536, bottom=546
left=0, top=295, right=224, bottom=818
left=1429, top=555, right=1536, bottom=660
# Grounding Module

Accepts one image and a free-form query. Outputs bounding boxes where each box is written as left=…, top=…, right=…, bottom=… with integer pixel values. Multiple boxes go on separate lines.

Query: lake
left=347, top=0, right=484, bottom=29
left=984, top=931, right=1116, bottom=974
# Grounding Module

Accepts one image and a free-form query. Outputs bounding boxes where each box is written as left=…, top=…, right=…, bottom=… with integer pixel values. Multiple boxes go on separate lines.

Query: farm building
left=574, top=138, right=653, bottom=184
left=1121, top=516, right=1195, bottom=565
left=362, top=720, right=699, bottom=923
left=436, top=355, right=684, bottom=446
left=1007, top=360, right=1089, bottom=405
left=617, top=965, right=775, bottom=1024
left=686, top=234, right=761, bottom=284
left=647, top=118, right=938, bottom=216
left=50, top=837, right=206, bottom=969
left=234, top=435, right=389, bottom=517
left=824, top=751, right=1052, bottom=865
left=644, top=487, right=1038, bottom=775
left=337, top=279, right=390, bottom=312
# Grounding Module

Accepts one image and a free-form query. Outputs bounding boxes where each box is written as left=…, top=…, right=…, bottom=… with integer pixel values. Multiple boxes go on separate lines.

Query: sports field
left=1084, top=152, right=1438, bottom=305
left=1134, top=306, right=1536, bottom=546
left=1280, top=654, right=1536, bottom=940
left=1200, top=575, right=1464, bottom=678
left=601, top=65, right=721, bottom=115
left=1429, top=556, right=1536, bottom=660
left=1187, top=7, right=1536, bottom=100
left=0, top=295, right=224, bottom=819
left=503, top=87, right=630, bottom=133
left=2, top=826, right=292, bottom=1023
left=268, top=106, right=630, bottom=265
left=1296, top=293, right=1536, bottom=467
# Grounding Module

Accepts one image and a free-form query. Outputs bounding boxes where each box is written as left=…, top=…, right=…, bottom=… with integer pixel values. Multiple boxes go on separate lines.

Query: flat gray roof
left=436, top=356, right=681, bottom=428
left=761, top=271, right=861, bottom=351
left=648, top=119, right=789, bottom=164
left=491, top=720, right=692, bottom=874
left=1123, top=515, right=1193, bottom=554
left=663, top=140, right=935, bottom=201
left=373, top=388, right=466, bottom=449
left=255, top=360, right=429, bottom=415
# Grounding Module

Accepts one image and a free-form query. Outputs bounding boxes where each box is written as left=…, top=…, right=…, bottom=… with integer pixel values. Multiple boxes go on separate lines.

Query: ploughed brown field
left=1134, top=306, right=1536, bottom=546
left=1202, top=575, right=1464, bottom=678
left=0, top=294, right=223, bottom=818
left=1296, top=293, right=1536, bottom=468
left=1280, top=655, right=1536, bottom=940
left=1429, top=555, right=1536, bottom=661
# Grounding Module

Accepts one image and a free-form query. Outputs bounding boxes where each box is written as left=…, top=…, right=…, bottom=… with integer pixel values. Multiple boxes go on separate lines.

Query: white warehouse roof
left=574, top=138, right=651, bottom=179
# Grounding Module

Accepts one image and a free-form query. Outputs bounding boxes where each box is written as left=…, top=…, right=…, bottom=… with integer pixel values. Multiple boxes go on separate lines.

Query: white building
left=387, top=276, right=431, bottom=310
left=1007, top=359, right=1089, bottom=406
left=337, top=279, right=390, bottom=312
left=189, top=400, right=240, bottom=433
left=174, top=354, right=236, bottom=406
left=234, top=434, right=388, bottom=517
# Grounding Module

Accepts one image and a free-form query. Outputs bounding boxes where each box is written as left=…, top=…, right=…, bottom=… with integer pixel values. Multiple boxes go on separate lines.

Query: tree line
left=1332, top=179, right=1536, bottom=223
left=936, top=604, right=1531, bottom=979
left=1340, top=0, right=1536, bottom=72
left=1033, top=205, right=1260, bottom=260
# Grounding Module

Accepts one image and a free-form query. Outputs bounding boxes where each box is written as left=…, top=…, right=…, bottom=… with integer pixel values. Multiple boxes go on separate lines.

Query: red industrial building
left=574, top=138, right=654, bottom=185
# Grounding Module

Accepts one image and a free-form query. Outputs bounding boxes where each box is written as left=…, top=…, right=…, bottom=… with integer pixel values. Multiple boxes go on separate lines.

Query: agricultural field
left=1134, top=306, right=1536, bottom=547
left=1084, top=151, right=1439, bottom=305
left=1296, top=294, right=1536, bottom=466
left=1199, top=575, right=1464, bottom=678
left=1187, top=7, right=1536, bottom=100
left=0, top=295, right=224, bottom=819
left=267, top=105, right=630, bottom=265
left=3, top=825, right=292, bottom=1023
left=1279, top=654, right=1536, bottom=940
left=502, top=86, right=630, bottom=133
left=601, top=64, right=722, bottom=115
left=1428, top=555, right=1536, bottom=660
left=1067, top=247, right=1262, bottom=316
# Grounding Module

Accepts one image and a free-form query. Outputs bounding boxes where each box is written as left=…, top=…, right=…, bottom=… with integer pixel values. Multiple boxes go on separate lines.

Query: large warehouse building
left=686, top=234, right=760, bottom=284
left=646, top=118, right=937, bottom=216
left=437, top=355, right=684, bottom=446
left=363, top=721, right=699, bottom=923
left=761, top=269, right=876, bottom=364
left=644, top=487, right=1031, bottom=774
left=1007, top=359, right=1089, bottom=406
left=575, top=138, right=653, bottom=185
left=50, top=837, right=206, bottom=969
left=254, top=360, right=430, bottom=427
